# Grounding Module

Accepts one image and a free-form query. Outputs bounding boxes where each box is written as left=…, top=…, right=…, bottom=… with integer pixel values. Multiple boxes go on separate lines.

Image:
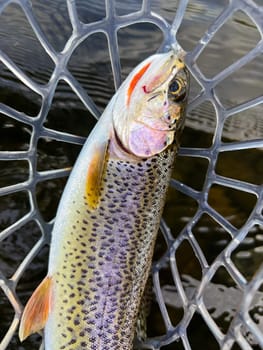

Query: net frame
left=0, top=0, right=262, bottom=349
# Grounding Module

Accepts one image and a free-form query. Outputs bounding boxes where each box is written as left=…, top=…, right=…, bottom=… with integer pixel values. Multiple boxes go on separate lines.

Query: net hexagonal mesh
left=0, top=0, right=262, bottom=349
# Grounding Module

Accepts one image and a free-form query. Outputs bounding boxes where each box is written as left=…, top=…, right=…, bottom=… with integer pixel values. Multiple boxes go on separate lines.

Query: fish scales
left=48, top=146, right=176, bottom=350
left=19, top=50, right=189, bottom=349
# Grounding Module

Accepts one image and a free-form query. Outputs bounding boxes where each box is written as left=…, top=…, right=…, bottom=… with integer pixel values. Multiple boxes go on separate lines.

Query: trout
left=19, top=50, right=189, bottom=349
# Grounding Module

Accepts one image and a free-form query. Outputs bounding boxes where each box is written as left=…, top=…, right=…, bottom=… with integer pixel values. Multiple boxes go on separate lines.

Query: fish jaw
left=112, top=50, right=189, bottom=158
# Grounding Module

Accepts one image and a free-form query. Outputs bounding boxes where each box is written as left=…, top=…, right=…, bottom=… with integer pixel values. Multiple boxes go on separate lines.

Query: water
left=0, top=1, right=262, bottom=349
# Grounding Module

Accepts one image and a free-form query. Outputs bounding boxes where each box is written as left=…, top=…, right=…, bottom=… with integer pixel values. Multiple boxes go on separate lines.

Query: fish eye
left=169, top=80, right=181, bottom=95
left=168, top=78, right=186, bottom=102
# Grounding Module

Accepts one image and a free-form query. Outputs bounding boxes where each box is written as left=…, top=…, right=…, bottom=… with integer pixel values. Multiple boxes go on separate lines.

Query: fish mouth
left=138, top=116, right=178, bottom=132
left=161, top=112, right=178, bottom=130
left=132, top=117, right=178, bottom=133
left=149, top=124, right=176, bottom=132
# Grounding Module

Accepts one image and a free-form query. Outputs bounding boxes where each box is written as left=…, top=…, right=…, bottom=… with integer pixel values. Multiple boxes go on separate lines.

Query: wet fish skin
left=19, top=50, right=189, bottom=350
left=47, top=147, right=176, bottom=350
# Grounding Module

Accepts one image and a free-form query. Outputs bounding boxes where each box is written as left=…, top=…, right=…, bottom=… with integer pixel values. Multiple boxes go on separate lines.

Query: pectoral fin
left=85, top=140, right=109, bottom=209
left=19, top=276, right=53, bottom=341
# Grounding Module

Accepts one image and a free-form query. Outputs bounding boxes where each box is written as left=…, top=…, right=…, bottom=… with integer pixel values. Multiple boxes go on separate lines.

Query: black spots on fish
left=98, top=251, right=105, bottom=259
left=80, top=341, right=88, bottom=347
left=52, top=150, right=176, bottom=347
left=105, top=255, right=113, bottom=263
left=82, top=218, right=88, bottom=225
left=79, top=330, right=86, bottom=338
left=95, top=311, right=103, bottom=319
left=77, top=280, right=85, bottom=287
left=77, top=299, right=85, bottom=306
left=88, top=255, right=96, bottom=261
left=85, top=208, right=92, bottom=214
left=67, top=283, right=74, bottom=290
left=80, top=341, right=88, bottom=348
left=66, top=305, right=76, bottom=316
left=149, top=175, right=156, bottom=182
left=163, top=151, right=170, bottom=160
left=77, top=286, right=83, bottom=293
left=97, top=282, right=104, bottom=288
left=81, top=268, right=88, bottom=275
left=68, top=338, right=77, bottom=345
left=90, top=245, right=97, bottom=252
left=74, top=319, right=80, bottom=326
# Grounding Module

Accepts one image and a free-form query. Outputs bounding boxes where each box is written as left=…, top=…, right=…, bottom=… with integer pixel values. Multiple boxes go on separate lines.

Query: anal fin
left=19, top=276, right=53, bottom=341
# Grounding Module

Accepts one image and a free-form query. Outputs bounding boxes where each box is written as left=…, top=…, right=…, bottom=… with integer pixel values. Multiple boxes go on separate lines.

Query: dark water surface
left=0, top=0, right=262, bottom=349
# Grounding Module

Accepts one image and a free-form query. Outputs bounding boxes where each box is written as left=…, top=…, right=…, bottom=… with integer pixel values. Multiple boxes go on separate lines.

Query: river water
left=0, top=0, right=262, bottom=349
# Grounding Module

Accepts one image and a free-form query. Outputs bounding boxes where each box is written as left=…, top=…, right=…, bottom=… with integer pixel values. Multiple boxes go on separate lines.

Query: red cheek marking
left=142, top=85, right=148, bottom=93
left=127, top=62, right=151, bottom=106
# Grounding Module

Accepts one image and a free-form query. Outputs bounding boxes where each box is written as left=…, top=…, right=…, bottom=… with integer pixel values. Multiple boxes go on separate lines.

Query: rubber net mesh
left=0, top=0, right=262, bottom=349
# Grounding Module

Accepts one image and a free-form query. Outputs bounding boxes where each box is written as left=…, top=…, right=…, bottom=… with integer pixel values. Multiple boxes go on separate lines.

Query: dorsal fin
left=127, top=62, right=151, bottom=106
left=85, top=140, right=109, bottom=209
left=19, top=276, right=53, bottom=341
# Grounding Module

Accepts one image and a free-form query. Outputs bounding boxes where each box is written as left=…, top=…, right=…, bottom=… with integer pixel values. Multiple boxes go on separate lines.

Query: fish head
left=112, top=51, right=189, bottom=158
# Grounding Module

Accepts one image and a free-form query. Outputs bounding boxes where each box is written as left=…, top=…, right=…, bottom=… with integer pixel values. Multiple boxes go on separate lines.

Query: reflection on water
left=0, top=0, right=262, bottom=349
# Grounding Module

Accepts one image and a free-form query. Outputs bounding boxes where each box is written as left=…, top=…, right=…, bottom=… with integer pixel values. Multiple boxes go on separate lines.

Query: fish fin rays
left=85, top=140, right=109, bottom=209
left=19, top=276, right=53, bottom=341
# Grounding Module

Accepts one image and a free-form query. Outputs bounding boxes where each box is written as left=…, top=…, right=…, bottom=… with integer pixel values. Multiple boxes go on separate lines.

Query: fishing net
left=0, top=0, right=262, bottom=349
